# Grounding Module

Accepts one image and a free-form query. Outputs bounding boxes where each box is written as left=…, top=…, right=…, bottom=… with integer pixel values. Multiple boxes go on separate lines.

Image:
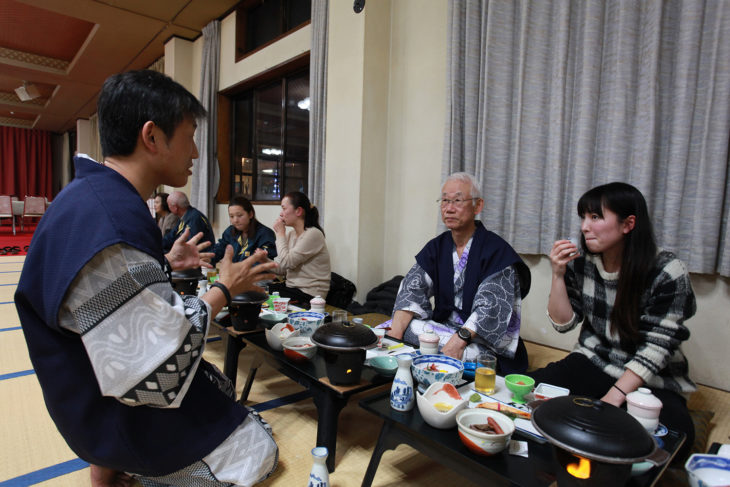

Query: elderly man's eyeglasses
left=437, top=197, right=478, bottom=208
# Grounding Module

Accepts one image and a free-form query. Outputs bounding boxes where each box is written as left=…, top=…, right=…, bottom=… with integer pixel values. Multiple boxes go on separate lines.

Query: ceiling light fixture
left=15, top=81, right=41, bottom=102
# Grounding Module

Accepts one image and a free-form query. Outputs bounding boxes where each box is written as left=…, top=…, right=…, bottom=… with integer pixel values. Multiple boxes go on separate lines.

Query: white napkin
left=509, top=440, right=529, bottom=457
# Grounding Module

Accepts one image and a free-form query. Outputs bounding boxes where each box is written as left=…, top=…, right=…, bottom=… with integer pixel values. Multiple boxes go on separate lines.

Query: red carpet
left=0, top=223, right=35, bottom=255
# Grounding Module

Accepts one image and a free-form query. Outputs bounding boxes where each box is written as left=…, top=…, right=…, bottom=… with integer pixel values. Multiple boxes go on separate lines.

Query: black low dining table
left=238, top=330, right=392, bottom=472
left=359, top=390, right=685, bottom=487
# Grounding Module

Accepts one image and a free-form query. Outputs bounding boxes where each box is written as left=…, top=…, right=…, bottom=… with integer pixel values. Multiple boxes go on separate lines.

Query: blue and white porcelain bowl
left=685, top=454, right=730, bottom=487
left=288, top=311, right=326, bottom=337
left=411, top=354, right=464, bottom=388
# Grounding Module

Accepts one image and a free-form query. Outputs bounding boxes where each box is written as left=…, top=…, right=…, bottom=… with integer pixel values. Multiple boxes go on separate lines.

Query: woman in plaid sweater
left=529, top=182, right=696, bottom=459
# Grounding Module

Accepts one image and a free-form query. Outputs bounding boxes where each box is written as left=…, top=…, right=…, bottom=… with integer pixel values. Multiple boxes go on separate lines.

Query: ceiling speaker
left=15, top=83, right=41, bottom=101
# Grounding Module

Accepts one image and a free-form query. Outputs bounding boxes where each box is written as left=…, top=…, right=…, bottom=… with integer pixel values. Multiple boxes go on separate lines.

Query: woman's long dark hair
left=229, top=195, right=258, bottom=239
left=285, top=191, right=324, bottom=235
left=577, top=182, right=657, bottom=345
left=156, top=192, right=171, bottom=213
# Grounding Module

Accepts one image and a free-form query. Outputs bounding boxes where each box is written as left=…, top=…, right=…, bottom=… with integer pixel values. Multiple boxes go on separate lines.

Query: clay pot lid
left=531, top=396, right=655, bottom=463
left=311, top=320, right=378, bottom=351
left=170, top=267, right=204, bottom=280
left=231, top=291, right=268, bottom=306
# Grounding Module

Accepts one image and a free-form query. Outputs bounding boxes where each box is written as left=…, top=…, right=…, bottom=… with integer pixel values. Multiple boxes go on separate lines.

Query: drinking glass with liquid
left=474, top=352, right=497, bottom=394
left=331, top=310, right=348, bottom=323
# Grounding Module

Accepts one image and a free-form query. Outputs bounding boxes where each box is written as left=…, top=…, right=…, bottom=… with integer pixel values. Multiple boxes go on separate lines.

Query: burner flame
left=566, top=455, right=591, bottom=479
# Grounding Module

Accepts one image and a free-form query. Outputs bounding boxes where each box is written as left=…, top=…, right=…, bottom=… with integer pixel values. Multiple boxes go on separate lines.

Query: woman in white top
left=272, top=191, right=331, bottom=301
left=154, top=192, right=179, bottom=236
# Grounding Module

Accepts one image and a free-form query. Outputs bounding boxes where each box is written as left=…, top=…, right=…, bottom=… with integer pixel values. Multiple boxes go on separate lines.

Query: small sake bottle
left=390, top=354, right=415, bottom=411
left=307, top=446, right=329, bottom=487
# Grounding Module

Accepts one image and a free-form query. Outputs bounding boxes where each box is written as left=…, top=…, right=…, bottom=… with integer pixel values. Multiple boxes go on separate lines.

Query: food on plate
left=468, top=417, right=504, bottom=435
left=426, top=363, right=448, bottom=373
left=477, top=401, right=531, bottom=420
left=469, top=393, right=482, bottom=403
left=433, top=402, right=454, bottom=413
left=434, top=383, right=462, bottom=400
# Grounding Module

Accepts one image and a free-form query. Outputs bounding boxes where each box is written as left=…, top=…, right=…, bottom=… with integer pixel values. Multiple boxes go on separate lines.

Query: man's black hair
left=97, top=70, right=207, bottom=158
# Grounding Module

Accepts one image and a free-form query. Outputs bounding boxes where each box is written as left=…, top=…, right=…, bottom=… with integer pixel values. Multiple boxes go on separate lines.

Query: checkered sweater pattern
left=555, top=250, right=697, bottom=395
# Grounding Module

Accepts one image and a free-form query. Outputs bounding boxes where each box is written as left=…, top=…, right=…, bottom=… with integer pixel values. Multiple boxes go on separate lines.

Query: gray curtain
left=444, top=0, right=730, bottom=275
left=192, top=20, right=221, bottom=222
left=308, top=0, right=329, bottom=214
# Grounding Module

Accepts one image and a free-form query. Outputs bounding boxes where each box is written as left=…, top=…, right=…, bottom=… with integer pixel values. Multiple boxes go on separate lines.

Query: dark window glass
left=287, top=0, right=312, bottom=29
left=246, top=1, right=282, bottom=52
left=232, top=93, right=254, bottom=198
left=231, top=70, right=309, bottom=202
left=238, top=0, right=311, bottom=58
left=284, top=72, right=309, bottom=194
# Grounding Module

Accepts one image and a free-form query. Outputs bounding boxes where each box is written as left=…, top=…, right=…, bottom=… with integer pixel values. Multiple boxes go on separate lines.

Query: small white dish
left=653, top=423, right=668, bottom=437
left=265, top=322, right=300, bottom=351
left=685, top=454, right=730, bottom=487
left=416, top=382, right=468, bottom=429
left=533, top=383, right=570, bottom=401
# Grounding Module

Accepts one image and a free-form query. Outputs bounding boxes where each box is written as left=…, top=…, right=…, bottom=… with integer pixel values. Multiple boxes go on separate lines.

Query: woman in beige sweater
left=154, top=192, right=179, bottom=236
left=272, top=192, right=331, bottom=302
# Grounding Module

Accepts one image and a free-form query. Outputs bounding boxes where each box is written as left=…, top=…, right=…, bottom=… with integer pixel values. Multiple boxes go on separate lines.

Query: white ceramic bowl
left=456, top=408, right=514, bottom=456
left=282, top=336, right=317, bottom=362
left=411, top=354, right=464, bottom=388
left=288, top=311, right=326, bottom=337
left=416, top=382, right=468, bottom=429
left=265, top=323, right=300, bottom=351
left=685, top=454, right=730, bottom=487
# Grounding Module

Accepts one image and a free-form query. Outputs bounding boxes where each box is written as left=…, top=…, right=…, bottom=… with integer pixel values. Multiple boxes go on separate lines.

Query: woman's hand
left=165, top=229, right=214, bottom=270
left=549, top=239, right=580, bottom=278
left=272, top=217, right=286, bottom=236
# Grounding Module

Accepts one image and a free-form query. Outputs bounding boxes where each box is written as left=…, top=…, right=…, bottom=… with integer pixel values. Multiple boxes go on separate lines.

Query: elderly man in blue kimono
left=387, top=172, right=531, bottom=375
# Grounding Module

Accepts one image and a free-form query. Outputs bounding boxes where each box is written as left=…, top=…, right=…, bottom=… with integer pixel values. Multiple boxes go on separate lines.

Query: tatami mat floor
left=3, top=255, right=728, bottom=486
left=0, top=257, right=478, bottom=486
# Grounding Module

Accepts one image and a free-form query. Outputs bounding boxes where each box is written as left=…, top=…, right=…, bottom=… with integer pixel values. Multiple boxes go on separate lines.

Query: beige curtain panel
left=192, top=20, right=221, bottom=221
left=308, top=0, right=329, bottom=214
left=443, top=0, right=730, bottom=275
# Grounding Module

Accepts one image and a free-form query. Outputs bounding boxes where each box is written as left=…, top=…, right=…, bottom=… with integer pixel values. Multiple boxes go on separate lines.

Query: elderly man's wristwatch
left=457, top=327, right=472, bottom=345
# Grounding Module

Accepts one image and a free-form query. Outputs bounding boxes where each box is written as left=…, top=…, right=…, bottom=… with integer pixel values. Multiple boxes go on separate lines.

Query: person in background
left=162, top=190, right=215, bottom=252
left=528, top=182, right=696, bottom=461
left=211, top=195, right=277, bottom=265
left=271, top=191, right=331, bottom=303
left=387, top=172, right=531, bottom=375
left=154, top=191, right=179, bottom=236
left=15, top=69, right=279, bottom=487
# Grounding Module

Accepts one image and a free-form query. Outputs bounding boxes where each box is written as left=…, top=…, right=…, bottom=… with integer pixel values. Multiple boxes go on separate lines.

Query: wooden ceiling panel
left=0, top=0, right=240, bottom=133
left=0, top=0, right=94, bottom=61
left=0, top=108, right=36, bottom=120
left=176, top=0, right=239, bottom=31
left=92, top=0, right=191, bottom=23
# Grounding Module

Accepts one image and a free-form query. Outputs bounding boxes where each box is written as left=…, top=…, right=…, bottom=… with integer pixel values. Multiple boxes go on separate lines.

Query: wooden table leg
left=223, top=332, right=245, bottom=386
left=361, top=420, right=400, bottom=487
left=311, top=388, right=348, bottom=473
left=239, top=352, right=264, bottom=403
